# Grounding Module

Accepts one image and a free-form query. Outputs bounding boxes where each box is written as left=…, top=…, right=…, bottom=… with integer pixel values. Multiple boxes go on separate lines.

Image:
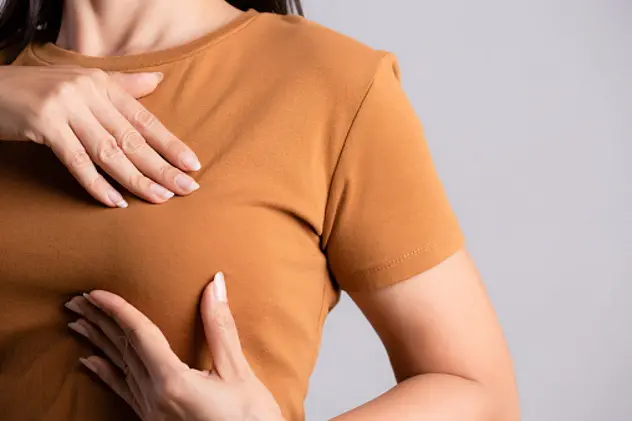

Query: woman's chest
left=0, top=137, right=331, bottom=357
left=1, top=137, right=323, bottom=268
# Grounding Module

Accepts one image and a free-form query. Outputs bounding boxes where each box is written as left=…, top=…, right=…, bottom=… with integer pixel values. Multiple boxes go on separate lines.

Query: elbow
left=493, top=387, right=521, bottom=421
left=458, top=358, right=520, bottom=420
left=465, top=376, right=520, bottom=421
left=434, top=372, right=520, bottom=421
left=489, top=386, right=520, bottom=421
left=501, top=384, right=521, bottom=421
left=480, top=370, right=521, bottom=421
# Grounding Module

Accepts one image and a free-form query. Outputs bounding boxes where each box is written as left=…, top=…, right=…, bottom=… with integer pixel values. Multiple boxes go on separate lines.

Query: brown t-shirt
left=0, top=9, right=465, bottom=421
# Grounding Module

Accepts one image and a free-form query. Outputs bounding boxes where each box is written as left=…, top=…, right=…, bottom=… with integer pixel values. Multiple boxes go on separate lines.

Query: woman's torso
left=0, top=10, right=385, bottom=421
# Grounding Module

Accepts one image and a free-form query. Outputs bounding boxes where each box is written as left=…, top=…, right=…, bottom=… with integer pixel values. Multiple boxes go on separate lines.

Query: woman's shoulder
left=248, top=12, right=396, bottom=90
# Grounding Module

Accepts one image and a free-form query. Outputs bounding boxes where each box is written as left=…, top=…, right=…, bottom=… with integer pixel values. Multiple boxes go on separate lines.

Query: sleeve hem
left=340, top=232, right=466, bottom=293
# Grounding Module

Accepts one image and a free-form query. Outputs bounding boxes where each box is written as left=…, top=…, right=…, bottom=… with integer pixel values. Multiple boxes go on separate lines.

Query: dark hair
left=0, top=0, right=303, bottom=63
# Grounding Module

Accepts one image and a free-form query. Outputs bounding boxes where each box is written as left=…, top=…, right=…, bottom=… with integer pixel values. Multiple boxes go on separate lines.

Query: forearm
left=330, top=373, right=519, bottom=421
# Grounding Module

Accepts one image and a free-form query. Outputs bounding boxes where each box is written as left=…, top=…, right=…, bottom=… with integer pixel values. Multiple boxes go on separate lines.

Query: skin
left=66, top=251, right=520, bottom=421
left=0, top=67, right=202, bottom=207
left=4, top=0, right=521, bottom=419
left=65, top=273, right=286, bottom=421
left=0, top=0, right=242, bottom=207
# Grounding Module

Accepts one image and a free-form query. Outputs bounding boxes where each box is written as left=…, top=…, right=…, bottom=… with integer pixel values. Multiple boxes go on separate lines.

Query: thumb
left=201, top=272, right=250, bottom=380
left=107, top=71, right=163, bottom=98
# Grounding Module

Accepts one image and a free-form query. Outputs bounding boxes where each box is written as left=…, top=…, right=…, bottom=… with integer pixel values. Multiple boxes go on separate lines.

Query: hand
left=0, top=65, right=202, bottom=207
left=64, top=272, right=285, bottom=421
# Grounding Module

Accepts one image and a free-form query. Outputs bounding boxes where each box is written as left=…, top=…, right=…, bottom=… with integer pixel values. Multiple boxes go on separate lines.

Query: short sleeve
left=322, top=52, right=466, bottom=293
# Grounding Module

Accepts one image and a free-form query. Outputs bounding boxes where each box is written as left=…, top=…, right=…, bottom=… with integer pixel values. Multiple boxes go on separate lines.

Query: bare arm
left=333, top=249, right=520, bottom=421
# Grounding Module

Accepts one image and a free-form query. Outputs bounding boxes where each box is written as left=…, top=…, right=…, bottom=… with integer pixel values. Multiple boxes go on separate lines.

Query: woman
left=0, top=1, right=520, bottom=421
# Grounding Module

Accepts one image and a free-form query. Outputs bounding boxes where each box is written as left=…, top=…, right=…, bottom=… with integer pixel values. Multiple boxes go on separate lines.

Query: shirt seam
left=23, top=45, right=49, bottom=66
left=320, top=51, right=392, bottom=250
left=358, top=242, right=437, bottom=275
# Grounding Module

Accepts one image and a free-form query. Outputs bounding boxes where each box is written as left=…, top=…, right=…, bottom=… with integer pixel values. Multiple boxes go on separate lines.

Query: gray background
left=302, top=1, right=632, bottom=420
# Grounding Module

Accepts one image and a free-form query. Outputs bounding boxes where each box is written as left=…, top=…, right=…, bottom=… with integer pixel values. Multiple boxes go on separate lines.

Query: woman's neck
left=56, top=0, right=241, bottom=56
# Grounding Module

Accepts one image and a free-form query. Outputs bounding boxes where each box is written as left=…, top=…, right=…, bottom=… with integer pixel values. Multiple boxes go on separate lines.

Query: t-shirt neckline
left=28, top=8, right=260, bottom=70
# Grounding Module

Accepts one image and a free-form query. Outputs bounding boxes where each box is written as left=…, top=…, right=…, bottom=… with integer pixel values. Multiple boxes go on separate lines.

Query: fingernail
left=137, top=72, right=163, bottom=85
left=174, top=174, right=200, bottom=192
left=65, top=298, right=84, bottom=315
left=150, top=183, right=175, bottom=199
left=68, top=321, right=89, bottom=338
left=145, top=72, right=164, bottom=83
left=212, top=271, right=227, bottom=302
left=107, top=190, right=128, bottom=208
left=180, top=151, right=201, bottom=171
left=82, top=292, right=101, bottom=310
left=80, top=357, right=98, bottom=373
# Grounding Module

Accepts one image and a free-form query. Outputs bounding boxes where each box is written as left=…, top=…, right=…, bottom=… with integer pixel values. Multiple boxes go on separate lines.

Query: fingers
left=201, top=272, right=250, bottom=380
left=69, top=318, right=148, bottom=411
left=90, top=97, right=200, bottom=196
left=80, top=355, right=143, bottom=417
left=107, top=71, right=163, bottom=98
left=66, top=296, right=148, bottom=385
left=79, top=290, right=187, bottom=381
left=45, top=123, right=128, bottom=208
left=106, top=83, right=201, bottom=172
left=69, top=317, right=125, bottom=371
left=68, top=107, right=177, bottom=204
left=14, top=66, right=202, bottom=207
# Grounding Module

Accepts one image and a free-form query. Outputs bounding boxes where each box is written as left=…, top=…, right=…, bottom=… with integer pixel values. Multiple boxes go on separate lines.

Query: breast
left=0, top=134, right=332, bottom=421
